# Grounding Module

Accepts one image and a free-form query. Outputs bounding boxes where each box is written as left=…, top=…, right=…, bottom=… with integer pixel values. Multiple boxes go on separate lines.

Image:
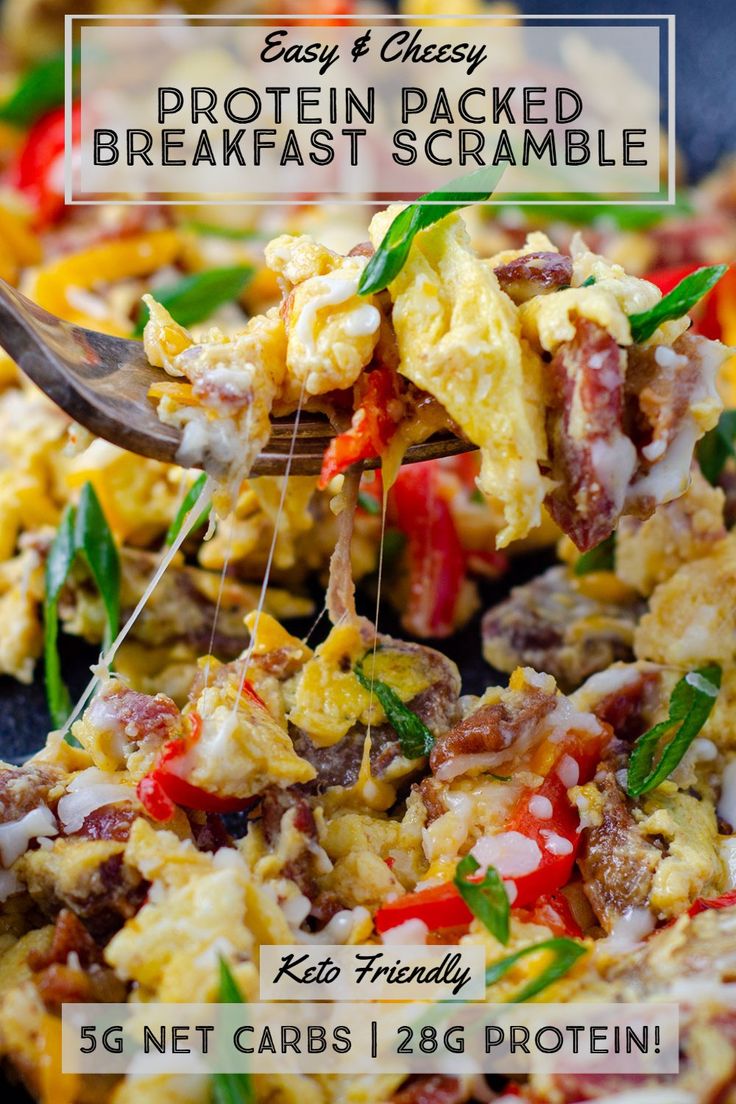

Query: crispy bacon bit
left=35, top=964, right=93, bottom=1007
left=0, top=763, right=64, bottom=823
left=28, top=909, right=99, bottom=972
left=417, top=777, right=446, bottom=825
left=578, top=760, right=661, bottom=930
left=68, top=803, right=139, bottom=842
left=29, top=910, right=127, bottom=1011
left=259, top=786, right=341, bottom=924
left=88, top=685, right=180, bottom=747
left=261, top=786, right=316, bottom=847
left=544, top=317, right=633, bottom=551
left=429, top=689, right=555, bottom=780
left=392, top=1075, right=466, bottom=1104
left=494, top=250, right=573, bottom=303
left=348, top=241, right=374, bottom=259
left=187, top=812, right=233, bottom=853
left=589, top=669, right=662, bottom=742
left=35, top=853, right=150, bottom=942
left=482, top=565, right=642, bottom=692
left=192, top=373, right=252, bottom=410
left=625, top=333, right=701, bottom=460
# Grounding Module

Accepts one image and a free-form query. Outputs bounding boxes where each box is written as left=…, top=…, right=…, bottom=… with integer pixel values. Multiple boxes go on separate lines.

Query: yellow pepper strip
left=38, top=1014, right=79, bottom=1104
left=530, top=738, right=560, bottom=778
left=28, top=229, right=181, bottom=335
left=0, top=205, right=41, bottom=284
left=715, top=270, right=736, bottom=405
left=147, top=380, right=199, bottom=405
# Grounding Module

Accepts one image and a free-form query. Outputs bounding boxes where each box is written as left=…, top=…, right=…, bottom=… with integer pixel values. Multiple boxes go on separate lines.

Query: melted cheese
left=0, top=805, right=58, bottom=867
left=56, top=768, right=136, bottom=834
left=471, top=831, right=542, bottom=878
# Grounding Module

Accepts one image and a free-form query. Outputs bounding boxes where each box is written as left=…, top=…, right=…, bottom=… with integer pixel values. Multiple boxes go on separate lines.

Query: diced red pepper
left=374, top=726, right=609, bottom=935
left=318, top=365, right=402, bottom=489
left=688, top=889, right=736, bottom=917
left=374, top=881, right=472, bottom=934
left=503, top=774, right=581, bottom=908
left=240, top=680, right=267, bottom=709
left=519, top=891, right=584, bottom=939
left=389, top=461, right=466, bottom=638
left=11, top=103, right=81, bottom=228
left=503, top=727, right=609, bottom=908
left=136, top=772, right=176, bottom=823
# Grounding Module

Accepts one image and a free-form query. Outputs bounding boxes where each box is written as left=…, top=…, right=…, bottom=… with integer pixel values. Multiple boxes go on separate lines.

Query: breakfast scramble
left=3, top=5, right=736, bottom=1104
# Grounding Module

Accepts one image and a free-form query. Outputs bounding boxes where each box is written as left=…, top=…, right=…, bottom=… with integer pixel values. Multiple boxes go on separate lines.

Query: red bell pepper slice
left=136, top=698, right=262, bottom=822
left=389, top=461, right=466, bottom=638
left=374, top=881, right=472, bottom=934
left=502, top=773, right=581, bottom=909
left=503, top=726, right=609, bottom=909
left=688, top=888, right=736, bottom=917
left=318, top=365, right=402, bottom=489
left=11, top=102, right=81, bottom=228
left=518, top=891, right=584, bottom=939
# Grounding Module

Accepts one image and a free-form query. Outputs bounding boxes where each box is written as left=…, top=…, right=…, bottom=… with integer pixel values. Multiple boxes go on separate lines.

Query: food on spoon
left=145, top=206, right=728, bottom=549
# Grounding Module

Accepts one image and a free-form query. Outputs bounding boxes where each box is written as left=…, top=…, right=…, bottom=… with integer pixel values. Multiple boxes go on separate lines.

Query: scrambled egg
left=145, top=301, right=288, bottom=494
left=287, top=623, right=434, bottom=746
left=616, top=466, right=726, bottom=596
left=106, top=821, right=258, bottom=1002
left=368, top=209, right=549, bottom=546
left=185, top=684, right=316, bottom=797
left=635, top=533, right=736, bottom=667
left=265, top=235, right=382, bottom=396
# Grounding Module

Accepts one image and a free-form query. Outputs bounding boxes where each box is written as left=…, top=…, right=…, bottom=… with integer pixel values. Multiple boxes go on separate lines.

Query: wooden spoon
left=0, top=279, right=473, bottom=476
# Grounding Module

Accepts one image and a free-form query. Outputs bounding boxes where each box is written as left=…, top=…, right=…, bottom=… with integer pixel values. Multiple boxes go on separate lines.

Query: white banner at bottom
left=62, top=1001, right=679, bottom=1076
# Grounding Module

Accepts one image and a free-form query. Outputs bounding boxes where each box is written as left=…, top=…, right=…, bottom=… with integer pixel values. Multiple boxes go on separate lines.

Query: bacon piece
left=417, top=777, right=446, bottom=825
left=429, top=688, right=556, bottom=781
left=348, top=241, right=374, bottom=259
left=624, top=334, right=701, bottom=458
left=577, top=757, right=662, bottom=930
left=0, top=763, right=64, bottom=824
left=29, top=910, right=127, bottom=1011
left=261, top=786, right=316, bottom=847
left=34, top=964, right=93, bottom=1008
left=259, top=787, right=341, bottom=926
left=482, top=565, right=643, bottom=691
left=28, top=909, right=99, bottom=972
left=27, top=851, right=150, bottom=942
left=68, top=803, right=139, bottom=842
left=494, top=250, right=573, bottom=303
left=392, top=1076, right=466, bottom=1104
left=623, top=332, right=721, bottom=517
left=544, top=317, right=634, bottom=551
left=187, top=812, right=233, bottom=853
left=588, top=669, right=662, bottom=742
left=87, top=684, right=180, bottom=747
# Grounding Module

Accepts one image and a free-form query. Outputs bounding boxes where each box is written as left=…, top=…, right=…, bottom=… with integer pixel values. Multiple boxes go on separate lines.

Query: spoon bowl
left=0, top=279, right=474, bottom=475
